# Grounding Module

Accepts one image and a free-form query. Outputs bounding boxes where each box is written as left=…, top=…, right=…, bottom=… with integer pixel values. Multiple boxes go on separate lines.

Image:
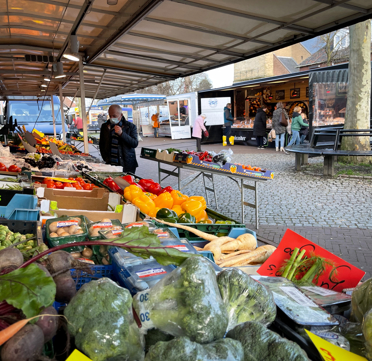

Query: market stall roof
left=1, top=0, right=372, bottom=100
left=97, top=93, right=166, bottom=106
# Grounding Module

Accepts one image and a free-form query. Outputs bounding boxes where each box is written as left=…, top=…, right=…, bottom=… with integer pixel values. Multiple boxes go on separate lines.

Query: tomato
left=68, top=177, right=75, bottom=181
left=76, top=177, right=85, bottom=184
left=54, top=181, right=64, bottom=189
left=0, top=163, right=7, bottom=172
left=43, top=177, right=53, bottom=184
left=8, top=165, right=21, bottom=173
left=83, top=183, right=93, bottom=190
left=73, top=183, right=83, bottom=190
left=34, top=181, right=41, bottom=184
left=46, top=181, right=56, bottom=189
left=63, top=183, right=73, bottom=188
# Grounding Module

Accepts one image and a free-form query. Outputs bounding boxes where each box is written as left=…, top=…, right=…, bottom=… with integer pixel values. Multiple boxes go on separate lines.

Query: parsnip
left=216, top=250, right=252, bottom=264
left=204, top=237, right=236, bottom=251
left=219, top=245, right=276, bottom=268
left=154, top=218, right=217, bottom=242
left=220, top=233, right=257, bottom=252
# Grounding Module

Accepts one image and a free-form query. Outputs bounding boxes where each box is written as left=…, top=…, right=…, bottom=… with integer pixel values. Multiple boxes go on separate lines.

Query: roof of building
left=298, top=46, right=350, bottom=68
left=276, top=56, right=299, bottom=73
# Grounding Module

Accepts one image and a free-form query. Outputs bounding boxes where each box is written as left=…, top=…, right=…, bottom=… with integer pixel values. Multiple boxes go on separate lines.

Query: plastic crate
left=0, top=187, right=34, bottom=206
left=140, top=147, right=157, bottom=159
left=45, top=215, right=88, bottom=253
left=0, top=219, right=43, bottom=246
left=53, top=265, right=113, bottom=311
left=0, top=194, right=39, bottom=221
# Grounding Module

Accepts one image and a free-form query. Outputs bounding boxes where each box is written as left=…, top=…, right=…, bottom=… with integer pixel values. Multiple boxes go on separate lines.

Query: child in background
left=300, top=113, right=309, bottom=144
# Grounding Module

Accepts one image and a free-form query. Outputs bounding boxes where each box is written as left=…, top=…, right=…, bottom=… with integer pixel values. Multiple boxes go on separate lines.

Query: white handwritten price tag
left=134, top=290, right=154, bottom=330
left=301, top=286, right=338, bottom=297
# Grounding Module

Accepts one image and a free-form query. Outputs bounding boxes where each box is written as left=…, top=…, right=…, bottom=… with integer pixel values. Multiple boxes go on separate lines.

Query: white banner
left=201, top=97, right=231, bottom=126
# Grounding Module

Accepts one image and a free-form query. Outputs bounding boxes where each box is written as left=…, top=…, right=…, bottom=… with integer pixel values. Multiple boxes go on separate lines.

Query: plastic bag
left=352, top=278, right=372, bottom=323
left=363, top=308, right=372, bottom=360
left=213, top=148, right=233, bottom=166
left=133, top=256, right=228, bottom=344
left=145, top=336, right=244, bottom=361
left=227, top=321, right=310, bottom=361
left=217, top=268, right=276, bottom=331
left=64, top=278, right=144, bottom=361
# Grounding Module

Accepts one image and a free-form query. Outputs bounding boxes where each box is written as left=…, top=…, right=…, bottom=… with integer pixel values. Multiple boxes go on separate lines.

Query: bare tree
left=341, top=20, right=371, bottom=163
left=317, top=30, right=348, bottom=66
left=139, top=73, right=212, bottom=96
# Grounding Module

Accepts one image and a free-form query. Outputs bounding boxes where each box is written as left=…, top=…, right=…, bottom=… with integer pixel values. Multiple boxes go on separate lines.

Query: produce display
left=0, top=225, right=47, bottom=261
left=48, top=217, right=85, bottom=238
left=40, top=176, right=97, bottom=190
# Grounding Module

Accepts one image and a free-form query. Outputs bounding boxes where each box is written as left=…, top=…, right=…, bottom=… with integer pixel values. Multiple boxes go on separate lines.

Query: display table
left=140, top=155, right=272, bottom=229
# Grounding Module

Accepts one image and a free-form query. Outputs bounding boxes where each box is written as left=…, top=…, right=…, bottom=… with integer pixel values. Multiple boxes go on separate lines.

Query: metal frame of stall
left=141, top=156, right=269, bottom=229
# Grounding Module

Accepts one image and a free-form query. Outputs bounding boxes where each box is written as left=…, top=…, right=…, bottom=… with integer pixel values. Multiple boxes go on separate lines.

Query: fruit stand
left=140, top=147, right=274, bottom=229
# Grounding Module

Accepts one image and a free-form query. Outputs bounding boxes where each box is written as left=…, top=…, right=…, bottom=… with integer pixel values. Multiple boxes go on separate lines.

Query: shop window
left=312, top=83, right=347, bottom=127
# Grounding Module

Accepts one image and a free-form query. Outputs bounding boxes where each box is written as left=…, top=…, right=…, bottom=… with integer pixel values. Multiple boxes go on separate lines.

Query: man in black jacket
left=99, top=104, right=138, bottom=173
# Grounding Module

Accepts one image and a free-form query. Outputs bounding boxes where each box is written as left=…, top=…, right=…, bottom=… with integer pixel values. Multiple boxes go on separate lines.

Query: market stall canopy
left=1, top=0, right=372, bottom=100
left=97, top=93, right=166, bottom=106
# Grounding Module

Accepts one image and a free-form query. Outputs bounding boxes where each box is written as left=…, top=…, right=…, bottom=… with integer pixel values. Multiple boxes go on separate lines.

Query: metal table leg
left=158, top=161, right=161, bottom=185
left=241, top=179, right=245, bottom=224
left=255, top=181, right=259, bottom=230
left=202, top=173, right=219, bottom=210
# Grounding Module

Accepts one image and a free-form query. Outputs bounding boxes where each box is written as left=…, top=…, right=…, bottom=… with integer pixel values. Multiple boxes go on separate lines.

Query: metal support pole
left=241, top=179, right=244, bottom=224
left=51, top=95, right=56, bottom=139
left=158, top=161, right=161, bottom=185
left=59, top=84, right=65, bottom=142
left=255, top=181, right=259, bottom=230
left=87, top=69, right=106, bottom=115
left=178, top=167, right=181, bottom=191
left=79, top=56, right=89, bottom=154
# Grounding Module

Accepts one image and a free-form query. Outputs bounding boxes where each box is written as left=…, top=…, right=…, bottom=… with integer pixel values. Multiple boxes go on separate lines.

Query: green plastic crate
left=152, top=208, right=244, bottom=240
left=45, top=215, right=88, bottom=253
left=141, top=147, right=157, bottom=158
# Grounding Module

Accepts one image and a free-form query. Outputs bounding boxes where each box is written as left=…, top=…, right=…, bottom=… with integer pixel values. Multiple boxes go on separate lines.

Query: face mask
left=110, top=118, right=119, bottom=124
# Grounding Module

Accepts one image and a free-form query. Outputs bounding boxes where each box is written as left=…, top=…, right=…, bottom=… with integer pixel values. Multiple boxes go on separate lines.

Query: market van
left=3, top=96, right=67, bottom=137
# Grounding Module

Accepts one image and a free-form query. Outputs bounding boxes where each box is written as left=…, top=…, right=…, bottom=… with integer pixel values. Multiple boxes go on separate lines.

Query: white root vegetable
left=220, top=233, right=257, bottom=252
left=82, top=247, right=93, bottom=259
left=204, top=237, right=236, bottom=251
left=218, top=245, right=276, bottom=268
left=216, top=250, right=252, bottom=264
left=154, top=218, right=218, bottom=242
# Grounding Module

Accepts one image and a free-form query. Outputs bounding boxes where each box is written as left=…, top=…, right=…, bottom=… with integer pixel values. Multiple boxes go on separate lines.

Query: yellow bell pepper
left=181, top=200, right=203, bottom=219
left=171, top=205, right=183, bottom=216
left=188, top=196, right=207, bottom=209
left=144, top=192, right=157, bottom=200
left=149, top=206, right=160, bottom=218
left=197, top=210, right=208, bottom=222
left=124, top=185, right=143, bottom=202
left=171, top=190, right=189, bottom=206
left=154, top=192, right=174, bottom=209
left=132, top=194, right=156, bottom=215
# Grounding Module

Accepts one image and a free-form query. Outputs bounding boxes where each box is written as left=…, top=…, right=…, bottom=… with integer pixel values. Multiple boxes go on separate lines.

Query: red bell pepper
left=147, top=182, right=162, bottom=195
left=133, top=183, right=145, bottom=191
left=158, top=186, right=174, bottom=195
left=121, top=175, right=134, bottom=184
left=103, top=177, right=121, bottom=192
left=138, top=179, right=155, bottom=191
left=199, top=151, right=209, bottom=161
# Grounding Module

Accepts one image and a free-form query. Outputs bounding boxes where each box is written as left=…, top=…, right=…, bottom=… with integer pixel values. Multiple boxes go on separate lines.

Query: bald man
left=99, top=104, right=138, bottom=173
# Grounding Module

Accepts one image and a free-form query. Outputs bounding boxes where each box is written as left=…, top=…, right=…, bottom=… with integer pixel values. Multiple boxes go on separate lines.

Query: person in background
left=192, top=114, right=208, bottom=152
left=300, top=113, right=309, bottom=144
left=253, top=107, right=267, bottom=149
left=99, top=104, right=138, bottom=173
left=285, top=106, right=308, bottom=150
left=151, top=113, right=160, bottom=138
left=97, top=112, right=107, bottom=129
left=272, top=102, right=289, bottom=153
left=223, top=103, right=235, bottom=145
left=73, top=115, right=83, bottom=132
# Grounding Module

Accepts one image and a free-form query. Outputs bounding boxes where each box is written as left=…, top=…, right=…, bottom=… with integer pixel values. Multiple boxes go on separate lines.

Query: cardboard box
left=41, top=187, right=110, bottom=211
left=156, top=149, right=176, bottom=162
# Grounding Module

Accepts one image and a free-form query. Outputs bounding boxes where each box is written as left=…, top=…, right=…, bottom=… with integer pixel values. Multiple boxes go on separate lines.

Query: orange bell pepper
left=181, top=200, right=203, bottom=219
left=171, top=205, right=183, bottom=216
left=188, top=196, right=207, bottom=210
left=154, top=192, right=174, bottom=209
left=144, top=192, right=157, bottom=200
left=197, top=210, right=208, bottom=222
left=132, top=194, right=156, bottom=215
left=171, top=190, right=189, bottom=206
left=124, top=185, right=143, bottom=202
left=149, top=206, right=160, bottom=218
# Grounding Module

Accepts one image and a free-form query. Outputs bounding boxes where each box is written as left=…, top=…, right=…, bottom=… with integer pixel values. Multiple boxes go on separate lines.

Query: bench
left=286, top=128, right=372, bottom=176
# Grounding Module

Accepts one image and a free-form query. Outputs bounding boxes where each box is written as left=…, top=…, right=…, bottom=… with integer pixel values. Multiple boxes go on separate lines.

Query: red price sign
left=257, top=229, right=365, bottom=292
